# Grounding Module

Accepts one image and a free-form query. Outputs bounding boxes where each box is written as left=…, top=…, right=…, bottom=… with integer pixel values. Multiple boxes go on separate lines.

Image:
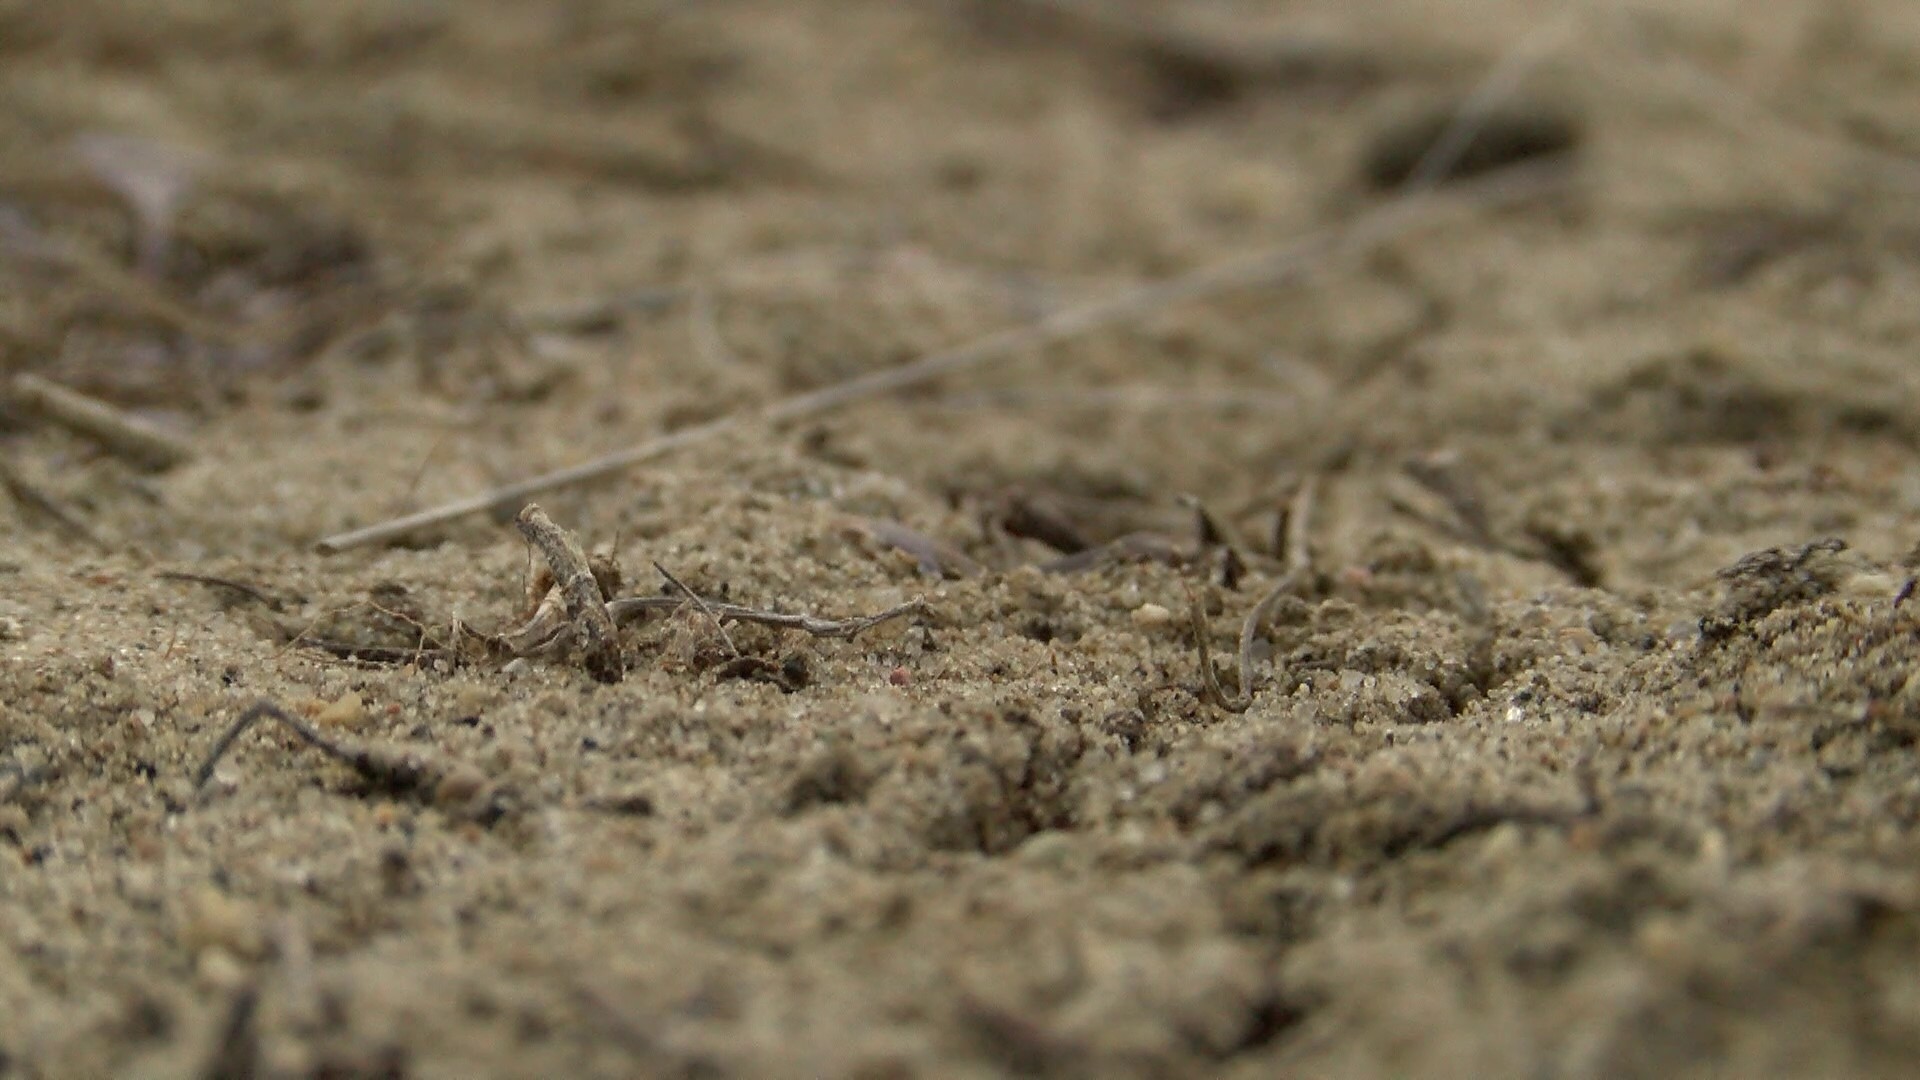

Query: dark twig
left=1179, top=494, right=1248, bottom=555
left=301, top=640, right=452, bottom=667
left=1190, top=479, right=1319, bottom=712
left=1188, top=588, right=1248, bottom=713
left=195, top=702, right=348, bottom=789
left=0, top=456, right=104, bottom=547
left=607, top=594, right=927, bottom=639
left=157, top=571, right=282, bottom=610
left=1178, top=494, right=1249, bottom=588
left=1403, top=452, right=1496, bottom=549
left=194, top=702, right=504, bottom=821
left=652, top=561, right=739, bottom=656
left=1401, top=454, right=1605, bottom=585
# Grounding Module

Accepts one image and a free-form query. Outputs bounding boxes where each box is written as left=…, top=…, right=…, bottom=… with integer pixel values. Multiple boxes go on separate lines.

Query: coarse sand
left=6, top=1, right=1920, bottom=1076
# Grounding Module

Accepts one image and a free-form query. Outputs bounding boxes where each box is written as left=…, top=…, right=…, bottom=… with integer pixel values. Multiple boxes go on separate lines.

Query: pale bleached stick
left=515, top=503, right=623, bottom=684
left=11, top=373, right=195, bottom=471
left=315, top=162, right=1569, bottom=554
left=318, top=18, right=1580, bottom=559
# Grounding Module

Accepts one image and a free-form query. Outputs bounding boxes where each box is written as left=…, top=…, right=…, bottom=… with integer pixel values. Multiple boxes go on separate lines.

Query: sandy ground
left=6, top=1, right=1920, bottom=1076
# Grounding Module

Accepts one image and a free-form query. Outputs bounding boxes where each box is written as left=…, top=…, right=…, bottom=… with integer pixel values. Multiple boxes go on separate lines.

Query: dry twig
left=652, top=560, right=739, bottom=656
left=855, top=517, right=985, bottom=578
left=313, top=161, right=1572, bottom=553
left=156, top=571, right=282, bottom=609
left=606, top=594, right=926, bottom=640
left=11, top=373, right=195, bottom=470
left=0, top=455, right=104, bottom=546
left=515, top=503, right=624, bottom=683
left=1191, top=478, right=1319, bottom=712
left=1402, top=452, right=1496, bottom=549
left=486, top=510, right=925, bottom=673
left=194, top=701, right=506, bottom=822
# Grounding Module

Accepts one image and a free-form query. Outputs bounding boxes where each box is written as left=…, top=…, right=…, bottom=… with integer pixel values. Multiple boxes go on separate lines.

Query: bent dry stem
left=515, top=503, right=624, bottom=683
left=195, top=701, right=500, bottom=820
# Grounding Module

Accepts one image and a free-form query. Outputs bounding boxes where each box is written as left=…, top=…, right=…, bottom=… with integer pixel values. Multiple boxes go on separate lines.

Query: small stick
left=1178, top=494, right=1249, bottom=589
left=1188, top=587, right=1248, bottom=713
left=157, top=571, right=281, bottom=609
left=1403, top=452, right=1496, bottom=549
left=314, top=161, right=1572, bottom=553
left=0, top=456, right=104, bottom=546
left=194, top=701, right=501, bottom=819
left=1192, top=578, right=1300, bottom=713
left=1178, top=493, right=1249, bottom=555
left=514, top=504, right=624, bottom=683
left=497, top=588, right=571, bottom=658
left=652, top=561, right=739, bottom=656
left=1277, top=475, right=1319, bottom=575
left=1192, top=479, right=1319, bottom=711
left=10, top=373, right=195, bottom=470
left=194, top=702, right=350, bottom=790
left=607, top=594, right=926, bottom=639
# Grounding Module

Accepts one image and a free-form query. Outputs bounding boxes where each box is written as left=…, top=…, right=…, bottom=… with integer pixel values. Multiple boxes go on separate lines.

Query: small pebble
left=180, top=885, right=263, bottom=959
left=195, top=946, right=248, bottom=991
left=317, top=691, right=366, bottom=729
left=452, top=684, right=493, bottom=716
left=1131, top=602, right=1174, bottom=629
left=433, top=763, right=489, bottom=807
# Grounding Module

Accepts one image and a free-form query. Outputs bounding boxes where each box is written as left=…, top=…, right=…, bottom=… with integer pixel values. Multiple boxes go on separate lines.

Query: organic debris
left=194, top=701, right=511, bottom=824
